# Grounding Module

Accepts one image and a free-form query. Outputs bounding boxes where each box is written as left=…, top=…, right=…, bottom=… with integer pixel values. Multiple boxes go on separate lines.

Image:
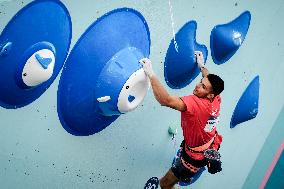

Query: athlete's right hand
left=194, top=51, right=205, bottom=69
left=139, top=58, right=155, bottom=78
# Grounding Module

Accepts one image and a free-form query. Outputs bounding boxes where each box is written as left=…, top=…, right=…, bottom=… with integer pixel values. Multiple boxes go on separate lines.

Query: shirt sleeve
left=209, top=95, right=221, bottom=117
left=181, top=95, right=195, bottom=114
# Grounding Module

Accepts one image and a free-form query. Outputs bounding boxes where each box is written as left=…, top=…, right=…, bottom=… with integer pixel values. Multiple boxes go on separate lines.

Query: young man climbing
left=140, top=51, right=224, bottom=189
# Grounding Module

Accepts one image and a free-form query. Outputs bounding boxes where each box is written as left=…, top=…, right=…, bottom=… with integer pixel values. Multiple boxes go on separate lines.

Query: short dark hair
left=207, top=74, right=224, bottom=96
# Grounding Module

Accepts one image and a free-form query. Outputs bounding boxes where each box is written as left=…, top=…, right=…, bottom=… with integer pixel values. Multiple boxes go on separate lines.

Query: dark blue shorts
left=171, top=145, right=207, bottom=183
left=171, top=157, right=196, bottom=183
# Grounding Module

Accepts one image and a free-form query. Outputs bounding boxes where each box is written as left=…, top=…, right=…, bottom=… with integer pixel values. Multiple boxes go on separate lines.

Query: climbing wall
left=0, top=0, right=283, bottom=188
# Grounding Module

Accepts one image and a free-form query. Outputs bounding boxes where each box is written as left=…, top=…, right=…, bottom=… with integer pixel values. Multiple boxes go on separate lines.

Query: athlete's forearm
left=149, top=75, right=171, bottom=106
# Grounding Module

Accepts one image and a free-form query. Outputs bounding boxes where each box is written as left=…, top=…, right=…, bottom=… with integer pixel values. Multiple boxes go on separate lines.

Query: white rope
left=171, top=132, right=181, bottom=189
left=168, top=0, right=179, bottom=52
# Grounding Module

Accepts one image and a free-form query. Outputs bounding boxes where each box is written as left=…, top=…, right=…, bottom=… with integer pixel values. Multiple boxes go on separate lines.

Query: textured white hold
left=22, top=49, right=55, bottom=87
left=117, top=68, right=150, bottom=113
left=97, top=96, right=111, bottom=103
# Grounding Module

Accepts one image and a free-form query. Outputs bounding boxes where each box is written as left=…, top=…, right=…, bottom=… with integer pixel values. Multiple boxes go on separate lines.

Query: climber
left=140, top=51, right=224, bottom=189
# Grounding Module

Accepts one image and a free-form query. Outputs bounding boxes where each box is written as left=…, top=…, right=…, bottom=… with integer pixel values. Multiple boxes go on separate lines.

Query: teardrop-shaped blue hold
left=35, top=53, right=52, bottom=69
left=230, top=75, right=259, bottom=128
left=128, top=95, right=135, bottom=103
left=164, top=21, right=208, bottom=89
left=210, top=11, right=251, bottom=65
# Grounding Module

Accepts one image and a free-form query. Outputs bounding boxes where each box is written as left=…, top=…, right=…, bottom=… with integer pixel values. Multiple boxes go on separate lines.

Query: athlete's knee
left=160, top=179, right=175, bottom=189
left=159, top=171, right=177, bottom=189
left=159, top=177, right=167, bottom=188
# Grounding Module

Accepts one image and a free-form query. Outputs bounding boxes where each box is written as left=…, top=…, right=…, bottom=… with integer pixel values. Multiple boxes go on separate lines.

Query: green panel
left=243, top=106, right=284, bottom=189
left=266, top=151, right=284, bottom=189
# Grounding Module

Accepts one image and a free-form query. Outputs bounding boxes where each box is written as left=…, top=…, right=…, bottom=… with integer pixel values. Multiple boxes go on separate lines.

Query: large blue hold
left=230, top=76, right=259, bottom=128
left=210, top=11, right=251, bottom=65
left=164, top=21, right=208, bottom=89
left=57, top=8, right=150, bottom=136
left=0, top=0, right=71, bottom=108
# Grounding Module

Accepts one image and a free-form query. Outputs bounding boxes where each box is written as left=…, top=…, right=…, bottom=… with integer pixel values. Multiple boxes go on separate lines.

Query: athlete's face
left=193, top=77, right=214, bottom=99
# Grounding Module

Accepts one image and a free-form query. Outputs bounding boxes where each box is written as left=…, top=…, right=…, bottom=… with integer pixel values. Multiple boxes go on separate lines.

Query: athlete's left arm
left=149, top=75, right=187, bottom=112
left=140, top=58, right=187, bottom=112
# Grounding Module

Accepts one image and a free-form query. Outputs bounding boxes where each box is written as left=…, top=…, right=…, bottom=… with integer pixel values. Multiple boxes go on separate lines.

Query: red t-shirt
left=181, top=95, right=222, bottom=160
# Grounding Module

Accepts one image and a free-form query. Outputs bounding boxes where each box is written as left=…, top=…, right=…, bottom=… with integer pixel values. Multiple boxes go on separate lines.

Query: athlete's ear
left=207, top=93, right=215, bottom=100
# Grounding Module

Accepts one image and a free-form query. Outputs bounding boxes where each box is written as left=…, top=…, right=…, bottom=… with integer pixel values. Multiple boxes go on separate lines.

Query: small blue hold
left=0, top=42, right=12, bottom=57
left=128, top=95, right=135, bottom=102
left=35, top=53, right=52, bottom=69
left=210, top=11, right=251, bottom=65
left=230, top=75, right=259, bottom=128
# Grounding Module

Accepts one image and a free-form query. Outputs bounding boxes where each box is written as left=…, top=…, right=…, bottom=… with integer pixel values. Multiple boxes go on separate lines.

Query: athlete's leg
left=159, top=169, right=179, bottom=189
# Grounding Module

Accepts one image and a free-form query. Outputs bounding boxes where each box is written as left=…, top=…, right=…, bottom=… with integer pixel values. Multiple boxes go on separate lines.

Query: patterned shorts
left=171, top=147, right=207, bottom=183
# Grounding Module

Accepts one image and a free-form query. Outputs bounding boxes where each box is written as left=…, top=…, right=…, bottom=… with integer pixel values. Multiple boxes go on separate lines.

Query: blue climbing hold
left=210, top=11, right=251, bottom=65
left=0, top=42, right=12, bottom=57
left=35, top=53, right=52, bottom=69
left=0, top=0, right=71, bottom=108
left=164, top=21, right=208, bottom=89
left=230, top=75, right=259, bottom=128
left=128, top=95, right=135, bottom=103
left=57, top=8, right=150, bottom=136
